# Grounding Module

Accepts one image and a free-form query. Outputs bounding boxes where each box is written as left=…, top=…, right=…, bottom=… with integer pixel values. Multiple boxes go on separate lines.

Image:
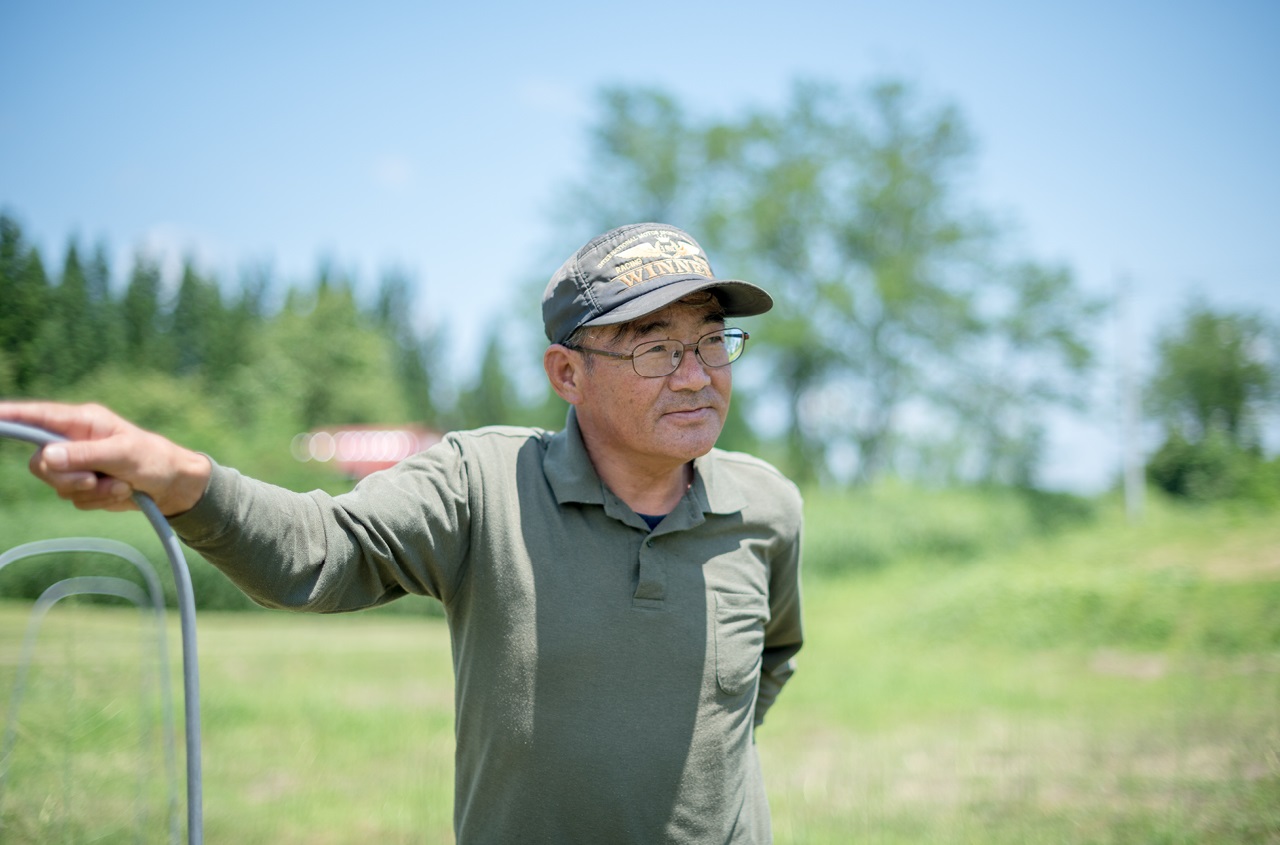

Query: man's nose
left=667, top=344, right=712, bottom=389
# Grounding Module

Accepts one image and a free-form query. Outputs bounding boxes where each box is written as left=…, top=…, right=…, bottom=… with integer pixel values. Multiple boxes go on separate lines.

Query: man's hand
left=0, top=401, right=211, bottom=516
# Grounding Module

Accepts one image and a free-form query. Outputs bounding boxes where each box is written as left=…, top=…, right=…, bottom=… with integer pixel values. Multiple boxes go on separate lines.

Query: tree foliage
left=0, top=217, right=49, bottom=393
left=0, top=212, right=445, bottom=458
left=1145, top=300, right=1279, bottom=502
left=1148, top=300, right=1277, bottom=448
left=557, top=79, right=1103, bottom=485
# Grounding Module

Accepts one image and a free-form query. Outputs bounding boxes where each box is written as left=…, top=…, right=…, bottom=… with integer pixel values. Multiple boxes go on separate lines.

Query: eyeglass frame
left=562, top=327, right=750, bottom=378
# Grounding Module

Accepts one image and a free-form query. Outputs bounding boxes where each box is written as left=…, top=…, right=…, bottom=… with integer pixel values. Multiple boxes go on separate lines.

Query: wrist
left=158, top=448, right=212, bottom=517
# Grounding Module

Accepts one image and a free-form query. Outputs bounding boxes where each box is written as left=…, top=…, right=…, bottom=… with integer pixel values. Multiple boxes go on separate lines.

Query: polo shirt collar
left=543, top=407, right=605, bottom=506
left=544, top=408, right=747, bottom=517
left=692, top=448, right=749, bottom=515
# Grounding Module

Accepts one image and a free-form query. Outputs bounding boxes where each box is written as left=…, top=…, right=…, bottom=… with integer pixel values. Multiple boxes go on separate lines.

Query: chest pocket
left=713, top=592, right=769, bottom=696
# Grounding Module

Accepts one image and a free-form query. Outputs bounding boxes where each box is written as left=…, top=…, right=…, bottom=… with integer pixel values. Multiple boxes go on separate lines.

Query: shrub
left=1147, top=430, right=1279, bottom=503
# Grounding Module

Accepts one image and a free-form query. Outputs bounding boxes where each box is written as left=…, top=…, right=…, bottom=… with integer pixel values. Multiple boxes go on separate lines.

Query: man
left=2, top=222, right=804, bottom=844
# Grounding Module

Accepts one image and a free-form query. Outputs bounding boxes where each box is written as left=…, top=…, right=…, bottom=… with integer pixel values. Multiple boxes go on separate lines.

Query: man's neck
left=582, top=441, right=694, bottom=517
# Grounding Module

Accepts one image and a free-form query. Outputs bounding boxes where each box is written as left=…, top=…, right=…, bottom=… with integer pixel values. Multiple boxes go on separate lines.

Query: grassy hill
left=0, top=487, right=1277, bottom=842
left=765, top=493, right=1279, bottom=844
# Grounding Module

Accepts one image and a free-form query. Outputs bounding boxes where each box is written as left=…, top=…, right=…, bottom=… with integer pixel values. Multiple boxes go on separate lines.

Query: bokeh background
left=2, top=2, right=1278, bottom=842
left=3, top=0, right=1278, bottom=491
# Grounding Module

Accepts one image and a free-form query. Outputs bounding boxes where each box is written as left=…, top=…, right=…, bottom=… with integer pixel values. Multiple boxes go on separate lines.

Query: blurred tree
left=0, top=215, right=51, bottom=392
left=170, top=259, right=223, bottom=376
left=86, top=241, right=125, bottom=366
left=121, top=252, right=166, bottom=368
left=558, top=80, right=1101, bottom=485
left=457, top=327, right=516, bottom=428
left=375, top=268, right=441, bottom=425
left=560, top=87, right=700, bottom=233
left=166, top=258, right=260, bottom=384
left=1148, top=300, right=1277, bottom=448
left=1145, top=300, right=1278, bottom=502
left=943, top=260, right=1099, bottom=485
left=31, top=241, right=99, bottom=388
left=203, top=276, right=264, bottom=389
left=255, top=273, right=412, bottom=428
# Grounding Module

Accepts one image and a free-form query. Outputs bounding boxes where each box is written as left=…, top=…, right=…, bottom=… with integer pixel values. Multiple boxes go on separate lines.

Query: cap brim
left=582, top=277, right=773, bottom=329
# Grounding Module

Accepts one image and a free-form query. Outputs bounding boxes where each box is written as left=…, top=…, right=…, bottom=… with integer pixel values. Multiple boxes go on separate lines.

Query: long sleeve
left=755, top=502, right=804, bottom=728
left=166, top=441, right=472, bottom=612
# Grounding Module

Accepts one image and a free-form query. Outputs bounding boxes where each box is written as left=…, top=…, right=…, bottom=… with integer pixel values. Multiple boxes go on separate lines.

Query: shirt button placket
left=633, top=535, right=666, bottom=605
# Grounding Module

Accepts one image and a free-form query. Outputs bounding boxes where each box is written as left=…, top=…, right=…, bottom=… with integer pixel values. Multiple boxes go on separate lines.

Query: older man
left=3, top=222, right=804, bottom=844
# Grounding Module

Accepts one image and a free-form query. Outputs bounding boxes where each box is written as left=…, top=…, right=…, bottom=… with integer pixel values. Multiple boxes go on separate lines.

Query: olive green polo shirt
left=171, top=409, right=804, bottom=844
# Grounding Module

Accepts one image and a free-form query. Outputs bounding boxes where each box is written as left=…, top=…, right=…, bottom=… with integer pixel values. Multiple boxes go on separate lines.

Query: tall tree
left=0, top=215, right=51, bottom=393
left=375, top=268, right=440, bottom=425
left=457, top=327, right=516, bottom=428
left=32, top=240, right=98, bottom=387
left=1148, top=300, right=1277, bottom=449
left=164, top=258, right=254, bottom=383
left=259, top=274, right=413, bottom=428
left=85, top=241, right=124, bottom=365
left=561, top=87, right=699, bottom=234
left=558, top=79, right=1101, bottom=485
left=121, top=252, right=166, bottom=368
left=170, top=259, right=221, bottom=376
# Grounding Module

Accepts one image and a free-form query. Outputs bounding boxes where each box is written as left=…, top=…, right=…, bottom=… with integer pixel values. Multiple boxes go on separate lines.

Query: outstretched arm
left=0, top=400, right=211, bottom=516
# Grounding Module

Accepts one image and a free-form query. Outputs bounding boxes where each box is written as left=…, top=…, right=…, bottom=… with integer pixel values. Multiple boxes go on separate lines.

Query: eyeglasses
left=565, top=328, right=750, bottom=378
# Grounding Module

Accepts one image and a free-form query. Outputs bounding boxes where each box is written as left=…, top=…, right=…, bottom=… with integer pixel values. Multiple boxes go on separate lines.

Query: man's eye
left=638, top=342, right=673, bottom=356
left=703, top=334, right=726, bottom=347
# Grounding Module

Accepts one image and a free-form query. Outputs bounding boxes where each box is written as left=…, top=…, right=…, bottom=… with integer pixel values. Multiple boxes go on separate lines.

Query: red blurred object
left=292, top=425, right=442, bottom=479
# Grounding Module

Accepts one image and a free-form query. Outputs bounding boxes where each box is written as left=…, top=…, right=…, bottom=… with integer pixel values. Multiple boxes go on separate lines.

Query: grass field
left=1, top=493, right=1278, bottom=843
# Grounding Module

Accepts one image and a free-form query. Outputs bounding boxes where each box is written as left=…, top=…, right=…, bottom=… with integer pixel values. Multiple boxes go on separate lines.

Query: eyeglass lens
left=632, top=330, right=745, bottom=377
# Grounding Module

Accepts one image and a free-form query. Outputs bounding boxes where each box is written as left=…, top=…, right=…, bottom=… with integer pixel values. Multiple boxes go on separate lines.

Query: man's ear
left=543, top=344, right=586, bottom=405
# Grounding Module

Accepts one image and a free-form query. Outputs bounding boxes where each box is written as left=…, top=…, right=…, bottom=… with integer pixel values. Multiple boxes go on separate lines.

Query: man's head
left=541, top=223, right=772, bottom=346
left=542, top=224, right=772, bottom=475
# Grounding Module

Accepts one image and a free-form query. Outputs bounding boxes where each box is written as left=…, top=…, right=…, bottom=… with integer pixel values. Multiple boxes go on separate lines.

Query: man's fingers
left=30, top=443, right=129, bottom=497
left=0, top=400, right=118, bottom=441
left=31, top=452, right=138, bottom=510
left=6, top=400, right=209, bottom=516
left=33, top=434, right=137, bottom=479
left=77, top=476, right=138, bottom=511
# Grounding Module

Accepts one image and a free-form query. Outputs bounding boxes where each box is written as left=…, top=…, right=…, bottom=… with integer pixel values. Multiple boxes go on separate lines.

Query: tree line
left=2, top=78, right=1276, bottom=499
left=555, top=79, right=1105, bottom=487
left=0, top=213, right=541, bottom=494
left=0, top=214, right=430, bottom=423
left=551, top=78, right=1278, bottom=497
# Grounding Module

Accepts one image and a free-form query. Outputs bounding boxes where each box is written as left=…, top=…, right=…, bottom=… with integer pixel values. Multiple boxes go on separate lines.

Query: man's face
left=573, top=299, right=731, bottom=473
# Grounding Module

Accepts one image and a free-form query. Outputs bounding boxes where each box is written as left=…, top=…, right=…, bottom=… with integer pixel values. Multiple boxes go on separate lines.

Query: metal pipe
left=0, top=420, right=203, bottom=844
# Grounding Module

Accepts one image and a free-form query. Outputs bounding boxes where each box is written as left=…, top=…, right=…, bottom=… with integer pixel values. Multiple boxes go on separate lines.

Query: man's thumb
left=42, top=444, right=71, bottom=470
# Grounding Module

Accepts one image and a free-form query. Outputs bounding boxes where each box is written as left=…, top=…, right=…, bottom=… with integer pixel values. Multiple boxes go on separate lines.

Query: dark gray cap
left=542, top=222, right=773, bottom=344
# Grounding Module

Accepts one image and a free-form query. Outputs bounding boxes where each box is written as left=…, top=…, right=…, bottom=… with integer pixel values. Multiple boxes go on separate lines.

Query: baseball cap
left=542, top=223, right=773, bottom=344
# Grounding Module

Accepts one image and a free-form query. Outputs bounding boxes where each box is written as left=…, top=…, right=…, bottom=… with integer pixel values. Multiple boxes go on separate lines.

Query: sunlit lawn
left=1, top=499, right=1278, bottom=843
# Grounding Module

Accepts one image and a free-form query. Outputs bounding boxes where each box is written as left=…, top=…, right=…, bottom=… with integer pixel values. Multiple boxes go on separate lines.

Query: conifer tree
left=0, top=216, right=51, bottom=392
left=86, top=242, right=125, bottom=366
left=121, top=252, right=165, bottom=368
left=32, top=241, right=97, bottom=387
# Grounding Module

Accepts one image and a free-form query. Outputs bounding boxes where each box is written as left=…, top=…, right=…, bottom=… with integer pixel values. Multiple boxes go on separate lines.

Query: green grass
left=762, top=494, right=1280, bottom=844
left=0, top=491, right=1278, bottom=842
left=0, top=607, right=456, bottom=844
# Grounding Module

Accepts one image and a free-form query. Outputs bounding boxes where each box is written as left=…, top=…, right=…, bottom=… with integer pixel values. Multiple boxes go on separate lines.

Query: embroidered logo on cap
left=598, top=228, right=715, bottom=288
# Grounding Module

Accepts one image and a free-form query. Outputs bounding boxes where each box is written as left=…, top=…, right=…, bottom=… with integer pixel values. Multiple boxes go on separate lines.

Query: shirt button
left=646, top=539, right=654, bottom=547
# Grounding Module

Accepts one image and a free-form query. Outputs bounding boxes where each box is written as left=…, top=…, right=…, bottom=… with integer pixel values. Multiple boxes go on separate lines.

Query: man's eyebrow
left=623, top=310, right=726, bottom=343
left=627, top=316, right=672, bottom=339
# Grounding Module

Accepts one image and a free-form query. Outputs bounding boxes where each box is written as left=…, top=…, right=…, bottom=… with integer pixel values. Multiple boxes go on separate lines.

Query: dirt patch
left=1090, top=649, right=1168, bottom=680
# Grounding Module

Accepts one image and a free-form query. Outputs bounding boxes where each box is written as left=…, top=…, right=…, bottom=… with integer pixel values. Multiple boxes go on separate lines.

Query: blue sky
left=2, top=1, right=1277, bottom=490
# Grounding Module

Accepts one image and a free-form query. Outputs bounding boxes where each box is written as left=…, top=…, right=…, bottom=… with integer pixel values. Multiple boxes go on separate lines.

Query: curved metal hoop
left=0, top=420, right=203, bottom=844
left=0, top=571, right=179, bottom=842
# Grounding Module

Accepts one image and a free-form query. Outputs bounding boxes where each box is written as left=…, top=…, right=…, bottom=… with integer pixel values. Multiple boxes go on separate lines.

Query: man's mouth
left=662, top=406, right=714, bottom=420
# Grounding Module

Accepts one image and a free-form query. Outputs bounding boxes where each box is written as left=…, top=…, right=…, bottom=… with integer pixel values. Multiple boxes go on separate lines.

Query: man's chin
left=657, top=415, right=724, bottom=458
